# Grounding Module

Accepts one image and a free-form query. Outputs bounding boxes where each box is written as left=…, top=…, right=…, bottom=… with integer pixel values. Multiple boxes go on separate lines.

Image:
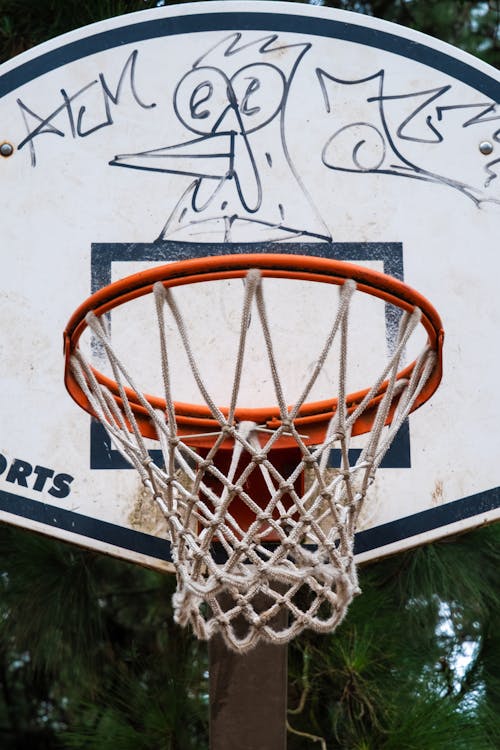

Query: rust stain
left=128, top=482, right=169, bottom=537
left=304, top=466, right=367, bottom=537
left=128, top=470, right=197, bottom=537
left=431, top=480, right=444, bottom=506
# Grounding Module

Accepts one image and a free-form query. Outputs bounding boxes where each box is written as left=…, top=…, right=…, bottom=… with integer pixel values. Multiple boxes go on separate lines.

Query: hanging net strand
left=65, top=256, right=443, bottom=652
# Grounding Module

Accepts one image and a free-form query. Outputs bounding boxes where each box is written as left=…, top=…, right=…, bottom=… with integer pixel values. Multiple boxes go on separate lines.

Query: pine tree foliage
left=0, top=526, right=208, bottom=748
left=0, top=0, right=161, bottom=62
left=287, top=525, right=500, bottom=749
left=310, top=1, right=500, bottom=67
left=0, top=524, right=498, bottom=747
left=1, top=0, right=499, bottom=66
left=0, top=1, right=499, bottom=747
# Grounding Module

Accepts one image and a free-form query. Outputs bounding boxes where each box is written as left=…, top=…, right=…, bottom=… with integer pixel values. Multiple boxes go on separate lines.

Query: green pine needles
left=287, top=525, right=500, bottom=749
left=0, top=523, right=498, bottom=748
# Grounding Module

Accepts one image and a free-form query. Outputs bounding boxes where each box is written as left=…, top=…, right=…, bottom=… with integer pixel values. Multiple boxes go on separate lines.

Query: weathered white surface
left=0, top=1, right=498, bottom=569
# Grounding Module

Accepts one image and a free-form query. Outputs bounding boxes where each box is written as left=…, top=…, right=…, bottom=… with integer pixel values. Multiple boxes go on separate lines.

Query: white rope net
left=69, top=269, right=437, bottom=652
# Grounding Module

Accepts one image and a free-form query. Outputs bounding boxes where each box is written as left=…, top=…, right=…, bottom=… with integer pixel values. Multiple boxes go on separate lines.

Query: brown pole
left=209, top=633, right=288, bottom=750
left=207, top=450, right=298, bottom=749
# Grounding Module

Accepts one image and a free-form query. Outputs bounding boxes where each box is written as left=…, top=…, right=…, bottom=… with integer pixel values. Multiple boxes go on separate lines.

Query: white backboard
left=0, top=1, right=499, bottom=571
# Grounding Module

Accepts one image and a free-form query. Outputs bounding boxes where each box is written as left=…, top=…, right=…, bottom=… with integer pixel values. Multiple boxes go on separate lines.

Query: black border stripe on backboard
left=1, top=11, right=499, bottom=99
left=1, top=486, right=498, bottom=564
left=353, top=487, right=500, bottom=555
left=0, top=487, right=172, bottom=561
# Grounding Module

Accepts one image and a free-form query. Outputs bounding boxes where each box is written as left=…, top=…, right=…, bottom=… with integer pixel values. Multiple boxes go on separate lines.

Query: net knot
left=252, top=453, right=267, bottom=465
left=236, top=542, right=250, bottom=555
left=197, top=458, right=212, bottom=471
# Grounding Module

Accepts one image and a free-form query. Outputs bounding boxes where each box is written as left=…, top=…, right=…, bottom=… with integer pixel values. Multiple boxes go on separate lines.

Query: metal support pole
left=209, top=634, right=288, bottom=750
left=207, top=449, right=298, bottom=748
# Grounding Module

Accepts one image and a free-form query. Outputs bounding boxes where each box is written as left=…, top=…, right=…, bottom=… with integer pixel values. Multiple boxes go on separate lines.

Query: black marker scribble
left=111, top=33, right=331, bottom=243
left=436, top=101, right=496, bottom=127
left=17, top=50, right=155, bottom=167
left=484, top=158, right=500, bottom=188
left=15, top=34, right=499, bottom=231
left=317, top=67, right=500, bottom=206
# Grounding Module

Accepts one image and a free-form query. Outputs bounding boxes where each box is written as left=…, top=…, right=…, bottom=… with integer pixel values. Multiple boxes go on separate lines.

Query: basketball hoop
left=64, top=254, right=443, bottom=652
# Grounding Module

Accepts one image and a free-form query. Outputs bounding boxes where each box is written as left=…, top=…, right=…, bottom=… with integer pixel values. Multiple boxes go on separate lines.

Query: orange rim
left=64, top=254, right=444, bottom=447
